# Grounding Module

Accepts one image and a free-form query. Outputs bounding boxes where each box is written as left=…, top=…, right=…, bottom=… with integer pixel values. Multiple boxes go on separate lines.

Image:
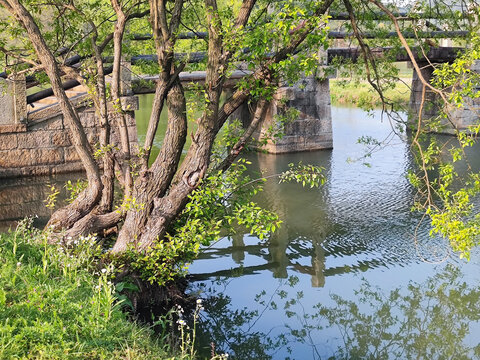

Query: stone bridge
left=0, top=46, right=474, bottom=178
left=0, top=62, right=138, bottom=178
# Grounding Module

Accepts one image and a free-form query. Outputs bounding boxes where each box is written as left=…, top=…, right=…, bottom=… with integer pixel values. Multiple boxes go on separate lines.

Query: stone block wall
left=250, top=76, right=333, bottom=153
left=0, top=94, right=138, bottom=178
left=409, top=60, right=480, bottom=134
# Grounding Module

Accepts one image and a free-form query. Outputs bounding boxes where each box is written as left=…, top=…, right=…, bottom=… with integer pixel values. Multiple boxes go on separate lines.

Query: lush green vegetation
left=0, top=219, right=174, bottom=360
left=330, top=79, right=411, bottom=109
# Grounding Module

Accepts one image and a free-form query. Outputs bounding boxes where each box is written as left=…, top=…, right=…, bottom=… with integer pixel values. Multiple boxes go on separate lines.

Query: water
left=186, top=107, right=480, bottom=359
left=0, top=172, right=83, bottom=231
left=2, top=98, right=480, bottom=359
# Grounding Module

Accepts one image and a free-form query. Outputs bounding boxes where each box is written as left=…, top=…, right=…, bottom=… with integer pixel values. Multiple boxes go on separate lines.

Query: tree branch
left=216, top=98, right=269, bottom=172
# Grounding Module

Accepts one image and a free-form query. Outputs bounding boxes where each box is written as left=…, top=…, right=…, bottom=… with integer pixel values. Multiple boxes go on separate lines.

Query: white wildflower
left=16, top=262, right=21, bottom=267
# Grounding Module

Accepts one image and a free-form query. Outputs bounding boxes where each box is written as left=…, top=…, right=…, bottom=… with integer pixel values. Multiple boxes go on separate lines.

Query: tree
left=346, top=0, right=480, bottom=260
left=1, top=0, right=480, bottom=275
left=0, top=0, right=329, bottom=279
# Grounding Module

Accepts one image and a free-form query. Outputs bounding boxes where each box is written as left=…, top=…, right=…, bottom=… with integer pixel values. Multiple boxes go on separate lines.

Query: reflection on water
left=0, top=173, right=83, bottom=231
left=188, top=107, right=480, bottom=359
left=191, top=265, right=480, bottom=359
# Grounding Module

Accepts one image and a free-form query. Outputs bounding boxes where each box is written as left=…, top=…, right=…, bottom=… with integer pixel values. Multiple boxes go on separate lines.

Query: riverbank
left=330, top=79, right=411, bottom=108
left=0, top=220, right=175, bottom=359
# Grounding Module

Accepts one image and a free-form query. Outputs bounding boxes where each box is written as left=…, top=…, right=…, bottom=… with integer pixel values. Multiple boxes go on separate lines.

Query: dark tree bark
left=114, top=80, right=188, bottom=252
left=110, top=0, right=134, bottom=198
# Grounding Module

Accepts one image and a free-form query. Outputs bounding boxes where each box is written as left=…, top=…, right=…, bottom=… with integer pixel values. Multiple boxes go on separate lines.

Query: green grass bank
left=330, top=79, right=411, bottom=108
left=0, top=220, right=175, bottom=360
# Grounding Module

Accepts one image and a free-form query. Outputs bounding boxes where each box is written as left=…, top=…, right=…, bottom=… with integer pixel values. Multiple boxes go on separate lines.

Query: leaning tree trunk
left=2, top=0, right=103, bottom=232
left=110, top=1, right=134, bottom=199
left=91, top=27, right=115, bottom=214
left=112, top=0, right=225, bottom=253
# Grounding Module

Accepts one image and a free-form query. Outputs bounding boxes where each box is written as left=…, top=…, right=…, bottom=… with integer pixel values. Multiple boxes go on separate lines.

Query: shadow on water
left=190, top=265, right=480, bottom=359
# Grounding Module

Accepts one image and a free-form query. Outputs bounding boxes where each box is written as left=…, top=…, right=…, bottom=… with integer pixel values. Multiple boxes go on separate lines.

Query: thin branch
left=0, top=46, right=40, bottom=67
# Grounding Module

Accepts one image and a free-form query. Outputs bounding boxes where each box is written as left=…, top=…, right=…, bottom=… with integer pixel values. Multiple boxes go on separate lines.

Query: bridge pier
left=409, top=63, right=440, bottom=125
left=259, top=76, right=333, bottom=153
left=230, top=75, right=333, bottom=153
left=409, top=60, right=480, bottom=134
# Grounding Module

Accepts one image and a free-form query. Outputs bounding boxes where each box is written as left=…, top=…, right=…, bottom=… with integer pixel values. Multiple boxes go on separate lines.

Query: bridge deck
left=27, top=46, right=463, bottom=112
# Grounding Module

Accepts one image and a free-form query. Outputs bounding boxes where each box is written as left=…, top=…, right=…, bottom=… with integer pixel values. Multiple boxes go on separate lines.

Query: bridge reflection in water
left=190, top=108, right=417, bottom=286
left=0, top=173, right=83, bottom=231
left=188, top=106, right=480, bottom=358
left=190, top=106, right=480, bottom=286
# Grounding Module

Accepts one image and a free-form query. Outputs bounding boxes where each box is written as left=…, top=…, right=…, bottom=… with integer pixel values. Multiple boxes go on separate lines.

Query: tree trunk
left=4, top=0, right=103, bottom=231
left=122, top=0, right=226, bottom=251
left=113, top=81, right=188, bottom=252
left=92, top=31, right=115, bottom=213
left=110, top=4, right=134, bottom=199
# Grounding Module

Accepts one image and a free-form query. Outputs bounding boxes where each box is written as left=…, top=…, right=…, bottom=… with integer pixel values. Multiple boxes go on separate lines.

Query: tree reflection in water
left=190, top=265, right=480, bottom=359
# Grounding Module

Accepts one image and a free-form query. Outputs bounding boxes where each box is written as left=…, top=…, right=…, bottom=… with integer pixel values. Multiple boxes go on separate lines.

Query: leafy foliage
left=279, top=162, right=325, bottom=188
left=65, top=179, right=88, bottom=204
left=116, top=159, right=324, bottom=285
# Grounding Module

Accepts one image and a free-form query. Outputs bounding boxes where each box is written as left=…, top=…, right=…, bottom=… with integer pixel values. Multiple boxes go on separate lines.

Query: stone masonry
left=250, top=76, right=333, bottom=153
left=0, top=78, right=138, bottom=178
left=409, top=60, right=480, bottom=134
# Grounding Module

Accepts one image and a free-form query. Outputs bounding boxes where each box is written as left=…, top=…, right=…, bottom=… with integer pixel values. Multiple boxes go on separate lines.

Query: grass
left=330, top=79, right=412, bottom=109
left=0, top=218, right=175, bottom=360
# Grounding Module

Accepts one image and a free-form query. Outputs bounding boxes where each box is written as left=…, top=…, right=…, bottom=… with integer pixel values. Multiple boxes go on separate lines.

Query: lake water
left=2, top=96, right=480, bottom=359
